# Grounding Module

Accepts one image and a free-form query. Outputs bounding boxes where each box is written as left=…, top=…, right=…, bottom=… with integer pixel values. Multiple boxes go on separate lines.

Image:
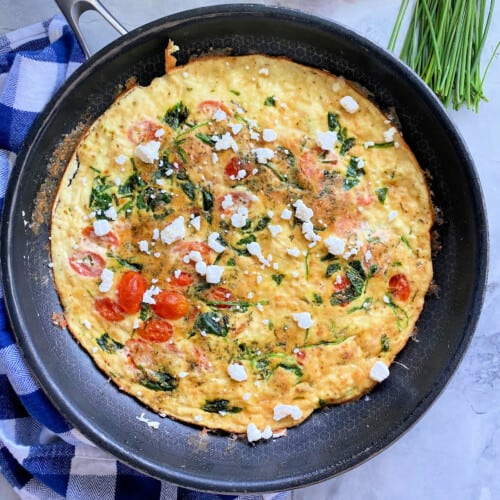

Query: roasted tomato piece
left=170, top=271, right=195, bottom=287
left=138, top=319, right=173, bottom=343
left=216, top=191, right=254, bottom=215
left=69, top=250, right=105, bottom=277
left=151, top=290, right=190, bottom=320
left=224, top=156, right=251, bottom=179
left=94, top=298, right=125, bottom=321
left=197, top=100, right=231, bottom=117
left=388, top=274, right=410, bottom=301
left=172, top=241, right=211, bottom=263
left=334, top=274, right=351, bottom=292
left=127, top=119, right=162, bottom=144
left=116, top=271, right=148, bottom=314
left=82, top=226, right=119, bottom=248
left=207, top=287, right=233, bottom=309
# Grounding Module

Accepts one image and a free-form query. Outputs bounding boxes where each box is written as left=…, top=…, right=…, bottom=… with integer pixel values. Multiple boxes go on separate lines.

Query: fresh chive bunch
left=388, top=0, right=499, bottom=111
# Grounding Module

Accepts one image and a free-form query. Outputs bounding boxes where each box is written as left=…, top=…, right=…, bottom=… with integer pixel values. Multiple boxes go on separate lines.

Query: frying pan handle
left=54, top=0, right=128, bottom=59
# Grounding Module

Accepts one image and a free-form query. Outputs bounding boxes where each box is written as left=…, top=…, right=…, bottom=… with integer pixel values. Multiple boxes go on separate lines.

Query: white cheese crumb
left=364, top=250, right=372, bottom=262
left=258, top=67, right=269, bottom=75
left=250, top=130, right=260, bottom=141
left=206, top=265, right=224, bottom=284
left=231, top=206, right=248, bottom=228
left=115, top=154, right=127, bottom=165
left=142, top=286, right=161, bottom=304
left=114, top=178, right=122, bottom=186
left=178, top=371, right=189, bottom=378
left=272, top=263, right=279, bottom=270
left=261, top=426, right=273, bottom=440
left=138, top=240, right=150, bottom=254
left=388, top=210, right=398, bottom=221
left=133, top=319, right=140, bottom=329
left=253, top=147, right=275, bottom=164
left=153, top=252, right=161, bottom=258
left=194, top=415, right=202, bottom=422
left=383, top=295, right=391, bottom=304
left=213, top=109, right=227, bottom=122
left=98, top=269, right=114, bottom=293
left=292, top=271, right=299, bottom=278
left=339, top=95, right=360, bottom=113
left=190, top=215, right=201, bottom=231
left=287, top=247, right=300, bottom=257
left=293, top=199, right=313, bottom=222
left=227, top=363, right=248, bottom=382
left=103, top=206, right=118, bottom=221
left=91, top=346, right=98, bottom=353
left=370, top=361, right=390, bottom=382
left=208, top=232, right=226, bottom=253
left=243, top=392, right=251, bottom=401
left=280, top=208, right=292, bottom=220
left=236, top=169, right=247, bottom=180
left=301, top=221, right=321, bottom=244
left=262, top=129, right=277, bottom=142
left=214, top=132, right=238, bottom=152
left=316, top=130, right=337, bottom=151
left=273, top=404, right=302, bottom=421
left=160, top=216, right=185, bottom=244
left=221, top=194, right=234, bottom=210
left=268, top=224, right=283, bottom=237
left=83, top=320, right=91, bottom=330
left=256, top=303, right=264, bottom=312
left=292, top=312, right=314, bottom=329
left=247, top=292, right=254, bottom=299
left=230, top=123, right=243, bottom=135
left=247, top=423, right=262, bottom=442
left=247, top=242, right=270, bottom=267
left=154, top=128, right=165, bottom=138
left=256, top=274, right=263, bottom=284
left=383, top=127, right=398, bottom=142
left=93, top=219, right=110, bottom=236
left=324, top=235, right=346, bottom=256
left=135, top=140, right=161, bottom=164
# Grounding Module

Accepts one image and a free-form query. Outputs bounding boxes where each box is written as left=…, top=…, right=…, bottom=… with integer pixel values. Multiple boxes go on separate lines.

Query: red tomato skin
left=138, top=319, right=173, bottom=343
left=208, top=287, right=233, bottom=309
left=82, top=226, right=119, bottom=248
left=172, top=241, right=211, bottom=263
left=117, top=271, right=147, bottom=314
left=334, top=274, right=351, bottom=292
left=127, top=119, right=161, bottom=144
left=151, top=290, right=190, bottom=320
left=389, top=274, right=411, bottom=301
left=197, top=100, right=231, bottom=116
left=170, top=271, right=195, bottom=287
left=69, top=250, right=105, bottom=277
left=94, top=298, right=125, bottom=321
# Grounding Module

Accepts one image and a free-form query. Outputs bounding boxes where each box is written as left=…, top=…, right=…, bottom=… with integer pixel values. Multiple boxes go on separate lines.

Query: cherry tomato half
left=117, top=271, right=147, bottom=314
left=82, top=226, right=119, bottom=248
left=224, top=156, right=251, bottom=179
left=197, top=100, right=231, bottom=117
left=69, top=250, right=105, bottom=277
left=94, top=297, right=125, bottom=321
left=170, top=271, right=195, bottom=287
left=138, top=318, right=173, bottom=343
left=172, top=241, right=211, bottom=263
left=388, top=274, right=410, bottom=301
left=151, top=290, right=190, bottom=320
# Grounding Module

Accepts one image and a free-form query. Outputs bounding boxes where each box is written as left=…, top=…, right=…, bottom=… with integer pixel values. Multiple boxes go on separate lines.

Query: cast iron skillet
left=0, top=3, right=488, bottom=493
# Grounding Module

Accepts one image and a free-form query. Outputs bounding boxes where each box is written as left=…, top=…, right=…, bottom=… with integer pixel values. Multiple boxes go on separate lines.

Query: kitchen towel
left=0, top=15, right=288, bottom=500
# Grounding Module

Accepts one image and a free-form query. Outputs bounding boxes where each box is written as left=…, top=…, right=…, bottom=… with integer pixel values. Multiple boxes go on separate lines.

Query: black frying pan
left=0, top=3, right=488, bottom=493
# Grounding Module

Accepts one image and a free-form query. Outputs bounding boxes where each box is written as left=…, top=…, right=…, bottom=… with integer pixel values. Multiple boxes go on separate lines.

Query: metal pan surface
left=0, top=4, right=488, bottom=493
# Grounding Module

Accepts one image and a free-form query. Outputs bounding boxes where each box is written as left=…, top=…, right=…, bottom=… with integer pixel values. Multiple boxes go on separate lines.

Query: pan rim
left=0, top=3, right=489, bottom=493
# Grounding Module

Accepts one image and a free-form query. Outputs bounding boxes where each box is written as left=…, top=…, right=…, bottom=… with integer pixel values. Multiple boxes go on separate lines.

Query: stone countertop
left=1, top=1, right=499, bottom=499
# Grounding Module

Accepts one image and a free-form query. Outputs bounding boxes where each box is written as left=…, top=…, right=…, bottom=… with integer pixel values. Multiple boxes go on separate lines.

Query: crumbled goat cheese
left=138, top=240, right=150, bottom=254
left=293, top=199, right=313, bottom=222
left=262, top=129, right=277, bottom=142
left=364, top=250, right=372, bottom=262
left=206, top=265, right=224, bottom=284
left=243, top=392, right=251, bottom=401
left=178, top=371, right=189, bottom=378
left=231, top=206, right=249, bottom=228
left=339, top=95, right=360, bottom=113
left=383, top=127, right=398, bottom=142
left=268, top=225, right=283, bottom=237
left=152, top=228, right=160, bottom=240
left=316, top=130, right=337, bottom=151
left=287, top=247, right=300, bottom=257
left=247, top=423, right=262, bottom=442
left=258, top=67, right=269, bottom=75
left=115, top=154, right=127, bottom=165
left=213, top=132, right=238, bottom=152
left=247, top=242, right=270, bottom=267
left=230, top=123, right=243, bottom=135
left=324, top=235, right=346, bottom=256
left=142, top=286, right=161, bottom=304
left=370, top=361, right=390, bottom=382
left=103, top=206, right=118, bottom=220
left=212, top=152, right=219, bottom=164
left=250, top=130, right=260, bottom=141
left=261, top=426, right=273, bottom=439
left=213, top=109, right=227, bottom=122
left=154, top=128, right=165, bottom=138
left=208, top=232, right=226, bottom=253
left=273, top=404, right=302, bottom=421
left=93, top=219, right=110, bottom=236
left=160, top=216, right=185, bottom=244
left=195, top=261, right=207, bottom=276
left=388, top=210, right=398, bottom=221
left=98, top=269, right=114, bottom=293
left=221, top=194, right=234, bottom=210
left=253, top=147, right=275, bottom=164
left=227, top=363, right=248, bottom=382
left=301, top=222, right=321, bottom=244
left=190, top=215, right=201, bottom=231
left=236, top=169, right=247, bottom=180
left=292, top=312, right=314, bottom=329
left=83, top=320, right=91, bottom=329
left=281, top=208, right=292, bottom=220
left=135, top=140, right=160, bottom=163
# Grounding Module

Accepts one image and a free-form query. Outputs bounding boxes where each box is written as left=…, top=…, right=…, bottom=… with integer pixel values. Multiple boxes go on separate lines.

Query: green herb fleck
left=312, top=293, right=323, bottom=305
left=226, top=257, right=236, bottom=267
left=381, top=333, right=390, bottom=352
left=326, top=263, right=341, bottom=277
left=271, top=274, right=285, bottom=285
left=344, top=157, right=365, bottom=190
left=107, top=253, right=143, bottom=271
left=375, top=187, right=388, bottom=203
left=140, top=370, right=177, bottom=391
left=195, top=133, right=216, bottom=146
left=96, top=333, right=123, bottom=353
left=193, top=312, right=229, bottom=337
left=264, top=95, right=276, bottom=106
left=163, top=101, right=189, bottom=129
left=202, top=399, right=242, bottom=414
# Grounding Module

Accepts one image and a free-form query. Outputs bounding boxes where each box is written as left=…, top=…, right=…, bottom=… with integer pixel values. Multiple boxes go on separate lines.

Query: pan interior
left=1, top=5, right=487, bottom=493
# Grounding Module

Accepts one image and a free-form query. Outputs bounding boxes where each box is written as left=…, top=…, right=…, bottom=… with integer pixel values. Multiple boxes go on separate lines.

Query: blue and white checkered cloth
left=0, top=15, right=288, bottom=500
